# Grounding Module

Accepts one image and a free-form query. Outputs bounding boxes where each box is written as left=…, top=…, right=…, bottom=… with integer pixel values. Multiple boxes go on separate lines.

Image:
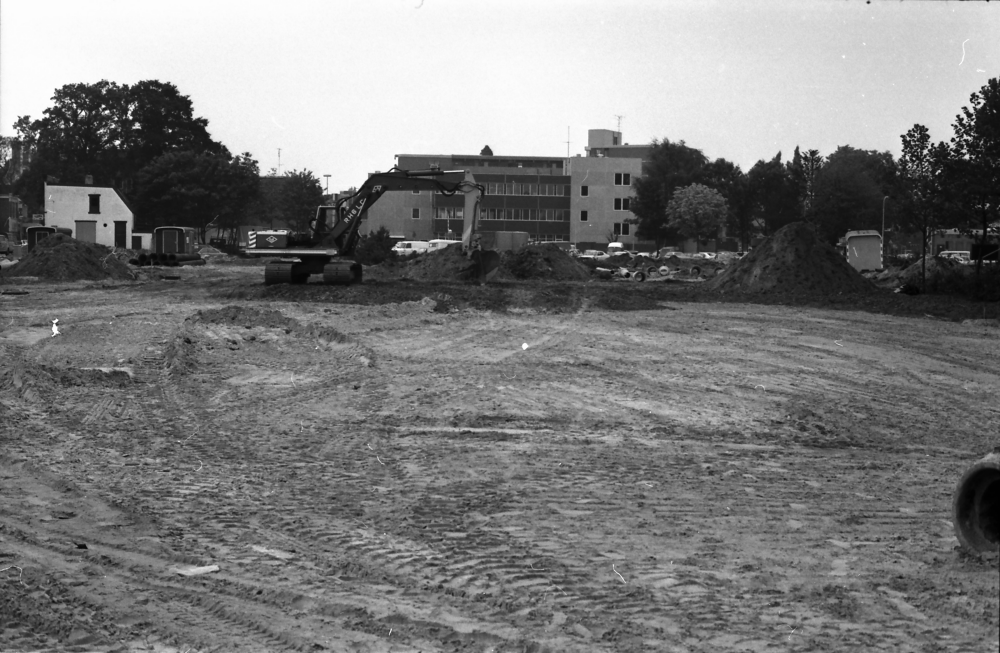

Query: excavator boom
left=247, top=167, right=498, bottom=285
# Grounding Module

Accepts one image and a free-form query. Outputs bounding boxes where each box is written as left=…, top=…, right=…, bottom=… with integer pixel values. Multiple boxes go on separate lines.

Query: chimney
left=85, top=175, right=93, bottom=185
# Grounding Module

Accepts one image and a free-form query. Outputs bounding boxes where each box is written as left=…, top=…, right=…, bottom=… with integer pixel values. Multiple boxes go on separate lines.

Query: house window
left=614, top=198, right=631, bottom=211
left=580, top=210, right=588, bottom=222
left=581, top=185, right=589, bottom=197
left=89, top=194, right=101, bottom=214
left=614, top=173, right=631, bottom=186
left=412, top=208, right=420, bottom=219
left=614, top=222, right=630, bottom=236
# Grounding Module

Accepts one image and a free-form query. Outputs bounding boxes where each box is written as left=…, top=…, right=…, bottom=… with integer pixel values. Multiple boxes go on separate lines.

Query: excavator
left=246, top=168, right=501, bottom=285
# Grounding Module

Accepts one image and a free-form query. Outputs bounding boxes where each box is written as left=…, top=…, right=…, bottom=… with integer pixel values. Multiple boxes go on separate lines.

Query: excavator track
left=323, top=261, right=363, bottom=285
left=264, top=262, right=309, bottom=285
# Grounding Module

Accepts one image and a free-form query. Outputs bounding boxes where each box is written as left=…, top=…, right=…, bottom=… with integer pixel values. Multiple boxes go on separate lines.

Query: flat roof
left=395, top=153, right=565, bottom=160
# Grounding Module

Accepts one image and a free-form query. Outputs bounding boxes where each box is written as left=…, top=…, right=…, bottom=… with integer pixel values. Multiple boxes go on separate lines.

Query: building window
left=412, top=190, right=420, bottom=195
left=89, top=194, right=101, bottom=214
left=580, top=210, right=588, bottom=222
left=614, top=173, right=631, bottom=186
left=614, top=222, right=630, bottom=236
left=581, top=185, right=589, bottom=197
left=614, top=197, right=631, bottom=211
left=412, top=208, right=420, bottom=219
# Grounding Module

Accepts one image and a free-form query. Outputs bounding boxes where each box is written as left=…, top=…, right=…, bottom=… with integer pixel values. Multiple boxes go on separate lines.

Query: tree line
left=3, top=80, right=323, bottom=241
left=630, top=77, right=1000, bottom=268
left=3, top=77, right=997, bottom=260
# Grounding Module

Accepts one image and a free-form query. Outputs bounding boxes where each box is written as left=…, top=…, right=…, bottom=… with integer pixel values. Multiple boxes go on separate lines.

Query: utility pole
left=323, top=174, right=331, bottom=193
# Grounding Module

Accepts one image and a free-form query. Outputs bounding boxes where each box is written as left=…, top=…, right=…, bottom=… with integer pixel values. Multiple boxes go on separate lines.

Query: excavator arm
left=256, top=167, right=498, bottom=285
left=314, top=168, right=484, bottom=256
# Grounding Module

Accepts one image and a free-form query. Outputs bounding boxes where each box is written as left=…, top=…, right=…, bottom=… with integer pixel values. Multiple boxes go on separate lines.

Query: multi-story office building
left=362, top=129, right=653, bottom=250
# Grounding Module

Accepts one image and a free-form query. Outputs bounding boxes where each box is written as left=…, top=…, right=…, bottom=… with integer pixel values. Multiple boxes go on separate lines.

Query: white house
left=44, top=181, right=138, bottom=249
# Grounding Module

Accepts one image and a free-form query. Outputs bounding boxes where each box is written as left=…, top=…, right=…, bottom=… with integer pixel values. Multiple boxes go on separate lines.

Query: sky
left=2, top=0, right=998, bottom=192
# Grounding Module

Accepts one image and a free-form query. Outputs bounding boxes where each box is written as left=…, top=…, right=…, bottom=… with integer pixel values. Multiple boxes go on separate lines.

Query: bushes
left=354, top=227, right=398, bottom=266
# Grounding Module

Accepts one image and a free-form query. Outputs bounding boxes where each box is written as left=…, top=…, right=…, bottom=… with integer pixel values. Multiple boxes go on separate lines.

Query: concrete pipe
left=618, top=268, right=632, bottom=279
left=952, top=451, right=1000, bottom=555
left=632, top=270, right=646, bottom=282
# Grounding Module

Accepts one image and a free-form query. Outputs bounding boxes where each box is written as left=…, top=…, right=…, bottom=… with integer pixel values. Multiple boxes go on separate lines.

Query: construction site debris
left=707, top=222, right=876, bottom=295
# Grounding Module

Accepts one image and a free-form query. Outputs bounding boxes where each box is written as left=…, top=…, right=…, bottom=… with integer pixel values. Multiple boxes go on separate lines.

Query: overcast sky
left=2, top=0, right=997, bottom=191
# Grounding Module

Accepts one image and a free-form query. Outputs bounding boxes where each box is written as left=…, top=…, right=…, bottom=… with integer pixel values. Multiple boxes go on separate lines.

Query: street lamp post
left=323, top=175, right=331, bottom=194
left=881, top=195, right=889, bottom=265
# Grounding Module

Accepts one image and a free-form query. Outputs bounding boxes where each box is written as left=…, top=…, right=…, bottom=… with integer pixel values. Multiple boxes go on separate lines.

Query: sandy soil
left=0, top=264, right=998, bottom=653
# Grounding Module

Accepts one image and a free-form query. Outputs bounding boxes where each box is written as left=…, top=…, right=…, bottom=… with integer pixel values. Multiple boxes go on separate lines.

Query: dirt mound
left=2, top=234, right=136, bottom=281
left=899, top=256, right=970, bottom=286
left=707, top=222, right=875, bottom=295
left=382, top=243, right=591, bottom=282
left=498, top=243, right=590, bottom=280
left=187, top=305, right=298, bottom=330
left=390, top=244, right=479, bottom=282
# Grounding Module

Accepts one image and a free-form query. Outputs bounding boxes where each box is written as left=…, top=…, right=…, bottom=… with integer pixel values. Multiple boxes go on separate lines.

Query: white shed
left=44, top=181, right=136, bottom=249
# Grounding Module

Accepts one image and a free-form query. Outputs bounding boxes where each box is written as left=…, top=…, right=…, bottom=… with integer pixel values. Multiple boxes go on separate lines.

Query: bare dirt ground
left=1, top=263, right=998, bottom=653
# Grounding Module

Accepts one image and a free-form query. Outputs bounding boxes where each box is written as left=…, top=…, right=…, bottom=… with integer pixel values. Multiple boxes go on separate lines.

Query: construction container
left=154, top=226, right=198, bottom=255
left=845, top=230, right=882, bottom=271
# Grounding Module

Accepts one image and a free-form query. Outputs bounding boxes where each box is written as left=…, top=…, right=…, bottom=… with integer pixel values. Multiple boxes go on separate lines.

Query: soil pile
left=390, top=243, right=588, bottom=282
left=707, top=222, right=875, bottom=295
left=392, top=244, right=480, bottom=282
left=898, top=256, right=969, bottom=286
left=2, top=234, right=136, bottom=281
left=498, top=243, right=590, bottom=280
left=187, top=305, right=298, bottom=330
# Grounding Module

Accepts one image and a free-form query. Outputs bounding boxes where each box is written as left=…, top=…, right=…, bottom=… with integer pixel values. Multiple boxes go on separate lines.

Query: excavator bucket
left=468, top=249, right=501, bottom=284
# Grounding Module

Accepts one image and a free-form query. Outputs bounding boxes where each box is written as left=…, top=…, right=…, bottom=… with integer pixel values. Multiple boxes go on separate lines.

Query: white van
left=392, top=240, right=430, bottom=257
left=427, top=239, right=460, bottom=252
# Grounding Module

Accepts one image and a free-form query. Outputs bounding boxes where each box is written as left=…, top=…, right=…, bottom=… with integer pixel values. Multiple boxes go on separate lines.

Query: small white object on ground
left=51, top=319, right=60, bottom=337
left=522, top=343, right=528, bottom=350
left=168, top=564, right=220, bottom=577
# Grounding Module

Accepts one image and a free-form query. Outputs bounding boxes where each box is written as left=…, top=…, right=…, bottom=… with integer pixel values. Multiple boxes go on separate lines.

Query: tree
left=12, top=80, right=227, bottom=213
left=354, top=226, right=398, bottom=265
left=630, top=138, right=709, bottom=246
left=133, top=151, right=259, bottom=240
left=275, top=169, right=324, bottom=234
left=809, top=146, right=896, bottom=244
left=746, top=152, right=799, bottom=237
left=701, top=157, right=751, bottom=250
left=665, top=183, right=728, bottom=249
left=950, top=77, right=1000, bottom=278
left=898, top=125, right=954, bottom=288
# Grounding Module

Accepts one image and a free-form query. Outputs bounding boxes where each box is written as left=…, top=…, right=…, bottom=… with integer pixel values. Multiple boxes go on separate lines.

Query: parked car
left=938, top=250, right=972, bottom=265
left=578, top=249, right=610, bottom=261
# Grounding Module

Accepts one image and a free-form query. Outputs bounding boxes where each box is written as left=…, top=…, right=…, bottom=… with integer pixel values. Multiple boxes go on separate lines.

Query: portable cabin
left=845, top=230, right=882, bottom=271
left=25, top=225, right=57, bottom=252
left=154, top=226, right=199, bottom=255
